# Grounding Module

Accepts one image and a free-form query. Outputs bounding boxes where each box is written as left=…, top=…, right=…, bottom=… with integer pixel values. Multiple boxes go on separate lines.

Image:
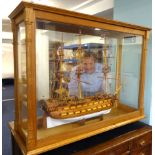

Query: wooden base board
left=9, top=105, right=143, bottom=155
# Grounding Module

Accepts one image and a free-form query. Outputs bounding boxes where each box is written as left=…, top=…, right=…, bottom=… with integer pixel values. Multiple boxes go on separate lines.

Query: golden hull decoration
left=42, top=94, right=117, bottom=119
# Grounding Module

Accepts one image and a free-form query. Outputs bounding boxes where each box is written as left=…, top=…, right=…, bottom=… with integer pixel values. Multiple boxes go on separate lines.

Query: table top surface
left=38, top=121, right=151, bottom=155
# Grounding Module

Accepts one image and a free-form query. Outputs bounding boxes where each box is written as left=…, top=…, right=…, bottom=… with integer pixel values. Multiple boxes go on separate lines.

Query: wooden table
left=10, top=121, right=152, bottom=155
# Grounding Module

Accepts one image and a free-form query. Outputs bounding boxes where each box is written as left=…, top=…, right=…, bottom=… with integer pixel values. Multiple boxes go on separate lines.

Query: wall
left=114, top=0, right=152, bottom=125
left=2, top=43, right=14, bottom=78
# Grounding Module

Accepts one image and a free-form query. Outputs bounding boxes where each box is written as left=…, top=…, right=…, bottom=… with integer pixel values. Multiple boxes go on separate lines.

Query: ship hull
left=46, top=108, right=111, bottom=128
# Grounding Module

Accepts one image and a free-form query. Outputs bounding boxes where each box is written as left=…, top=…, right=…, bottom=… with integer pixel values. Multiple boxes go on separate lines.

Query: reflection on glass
left=17, top=22, right=28, bottom=132
left=35, top=20, right=142, bottom=132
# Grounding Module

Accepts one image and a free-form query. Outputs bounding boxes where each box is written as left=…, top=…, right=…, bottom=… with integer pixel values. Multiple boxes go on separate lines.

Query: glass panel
left=35, top=19, right=142, bottom=140
left=120, top=36, right=142, bottom=108
left=17, top=22, right=28, bottom=134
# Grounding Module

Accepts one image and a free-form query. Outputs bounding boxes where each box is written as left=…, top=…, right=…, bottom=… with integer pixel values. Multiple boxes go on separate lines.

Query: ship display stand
left=8, top=2, right=150, bottom=155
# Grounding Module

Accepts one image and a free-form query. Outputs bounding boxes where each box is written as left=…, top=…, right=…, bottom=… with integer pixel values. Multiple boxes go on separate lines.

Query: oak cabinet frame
left=9, top=2, right=150, bottom=155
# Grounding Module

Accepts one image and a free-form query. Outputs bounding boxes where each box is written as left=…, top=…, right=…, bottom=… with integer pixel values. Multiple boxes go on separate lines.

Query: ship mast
left=76, top=30, right=83, bottom=99
left=115, top=38, right=123, bottom=99
left=103, top=35, right=108, bottom=93
left=59, top=32, right=64, bottom=97
left=55, top=32, right=65, bottom=98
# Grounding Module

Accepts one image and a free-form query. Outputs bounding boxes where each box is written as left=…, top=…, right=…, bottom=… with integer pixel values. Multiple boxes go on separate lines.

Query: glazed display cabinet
left=9, top=2, right=150, bottom=155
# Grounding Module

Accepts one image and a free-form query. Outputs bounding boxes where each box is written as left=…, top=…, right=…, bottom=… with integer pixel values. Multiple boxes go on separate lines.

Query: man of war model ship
left=41, top=33, right=121, bottom=120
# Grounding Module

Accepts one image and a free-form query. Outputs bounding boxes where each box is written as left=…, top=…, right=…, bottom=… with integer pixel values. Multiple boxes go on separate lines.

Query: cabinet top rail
left=9, top=1, right=151, bottom=31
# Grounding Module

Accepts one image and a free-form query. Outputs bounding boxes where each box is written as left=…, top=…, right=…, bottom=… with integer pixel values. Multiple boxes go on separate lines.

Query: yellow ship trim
left=71, top=106, right=76, bottom=109
left=75, top=111, right=80, bottom=114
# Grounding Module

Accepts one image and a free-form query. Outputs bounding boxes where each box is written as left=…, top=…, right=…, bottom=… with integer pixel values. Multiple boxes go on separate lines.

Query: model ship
left=41, top=32, right=120, bottom=119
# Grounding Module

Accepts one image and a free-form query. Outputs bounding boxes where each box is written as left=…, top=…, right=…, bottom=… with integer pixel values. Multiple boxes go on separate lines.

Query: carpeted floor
left=2, top=84, right=43, bottom=155
left=2, top=85, right=14, bottom=155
